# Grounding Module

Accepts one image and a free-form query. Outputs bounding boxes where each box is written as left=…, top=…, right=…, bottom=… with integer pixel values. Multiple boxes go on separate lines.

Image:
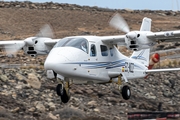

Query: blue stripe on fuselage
left=65, top=59, right=143, bottom=70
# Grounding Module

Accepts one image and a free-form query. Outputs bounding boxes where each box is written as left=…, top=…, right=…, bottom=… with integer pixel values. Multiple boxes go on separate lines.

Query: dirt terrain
left=0, top=1, right=180, bottom=120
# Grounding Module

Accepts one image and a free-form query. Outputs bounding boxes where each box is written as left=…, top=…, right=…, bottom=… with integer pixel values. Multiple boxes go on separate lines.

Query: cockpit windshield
left=54, top=37, right=88, bottom=53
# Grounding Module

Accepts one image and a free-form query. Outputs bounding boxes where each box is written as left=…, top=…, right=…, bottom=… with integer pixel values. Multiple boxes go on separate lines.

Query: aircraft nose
left=44, top=49, right=68, bottom=71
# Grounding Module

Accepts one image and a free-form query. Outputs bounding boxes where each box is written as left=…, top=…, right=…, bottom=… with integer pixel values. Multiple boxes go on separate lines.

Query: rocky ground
left=0, top=65, right=179, bottom=120
left=0, top=1, right=180, bottom=120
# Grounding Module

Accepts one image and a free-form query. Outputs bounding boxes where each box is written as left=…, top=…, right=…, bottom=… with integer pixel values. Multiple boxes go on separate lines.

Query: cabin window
left=100, top=45, right=108, bottom=56
left=90, top=44, right=96, bottom=57
left=110, top=48, right=113, bottom=56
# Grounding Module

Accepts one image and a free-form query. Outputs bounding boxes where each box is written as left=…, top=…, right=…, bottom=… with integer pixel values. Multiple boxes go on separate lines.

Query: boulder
left=35, top=102, right=46, bottom=112
left=26, top=73, right=41, bottom=89
left=0, top=75, right=8, bottom=82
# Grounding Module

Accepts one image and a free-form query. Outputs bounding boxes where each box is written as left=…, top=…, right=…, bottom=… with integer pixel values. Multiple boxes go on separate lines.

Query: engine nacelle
left=23, top=37, right=52, bottom=57
left=125, top=31, right=156, bottom=51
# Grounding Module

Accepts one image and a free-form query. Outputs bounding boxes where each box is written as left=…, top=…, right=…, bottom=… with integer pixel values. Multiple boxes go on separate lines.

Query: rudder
left=140, top=17, right=152, bottom=31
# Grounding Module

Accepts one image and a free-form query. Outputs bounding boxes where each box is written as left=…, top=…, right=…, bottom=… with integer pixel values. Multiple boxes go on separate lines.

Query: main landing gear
left=56, top=81, right=70, bottom=103
left=117, top=76, right=131, bottom=100
left=121, top=85, right=131, bottom=100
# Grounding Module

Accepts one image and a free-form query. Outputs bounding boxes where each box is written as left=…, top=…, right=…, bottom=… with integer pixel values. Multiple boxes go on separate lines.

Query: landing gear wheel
left=56, top=84, right=70, bottom=103
left=121, top=85, right=131, bottom=100
left=56, top=84, right=63, bottom=96
left=60, top=87, right=70, bottom=103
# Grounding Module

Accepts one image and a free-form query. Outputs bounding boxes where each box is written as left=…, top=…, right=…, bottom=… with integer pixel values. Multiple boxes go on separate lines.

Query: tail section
left=130, top=17, right=152, bottom=66
left=140, top=17, right=152, bottom=31
left=130, top=49, right=150, bottom=67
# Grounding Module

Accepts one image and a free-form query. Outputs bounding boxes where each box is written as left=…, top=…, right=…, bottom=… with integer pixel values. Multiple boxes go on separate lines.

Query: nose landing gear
left=56, top=81, right=70, bottom=103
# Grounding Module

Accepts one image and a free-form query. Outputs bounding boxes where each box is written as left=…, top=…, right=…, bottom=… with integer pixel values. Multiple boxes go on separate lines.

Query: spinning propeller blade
left=4, top=42, right=25, bottom=56
left=109, top=13, right=130, bottom=33
left=36, top=24, right=54, bottom=38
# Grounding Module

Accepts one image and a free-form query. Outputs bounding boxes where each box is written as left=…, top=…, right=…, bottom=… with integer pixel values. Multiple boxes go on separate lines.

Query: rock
left=0, top=70, right=3, bottom=74
left=0, top=75, right=8, bottom=82
left=28, top=107, right=36, bottom=112
left=47, top=113, right=58, bottom=120
left=84, top=89, right=93, bottom=94
left=145, top=93, right=156, bottom=99
left=107, top=97, right=119, bottom=103
left=35, top=102, right=46, bottom=112
left=158, top=13, right=167, bottom=16
left=11, top=107, right=19, bottom=113
left=87, top=101, right=97, bottom=106
left=48, top=102, right=56, bottom=111
left=94, top=108, right=100, bottom=113
left=73, top=89, right=83, bottom=94
left=53, top=107, right=86, bottom=119
left=12, top=92, right=17, bottom=99
left=0, top=106, right=6, bottom=111
left=120, top=103, right=128, bottom=107
left=26, top=73, right=41, bottom=89
left=113, top=116, right=121, bottom=120
left=124, top=9, right=134, bottom=13
left=164, top=80, right=170, bottom=86
left=16, top=73, right=26, bottom=81
left=163, top=90, right=173, bottom=97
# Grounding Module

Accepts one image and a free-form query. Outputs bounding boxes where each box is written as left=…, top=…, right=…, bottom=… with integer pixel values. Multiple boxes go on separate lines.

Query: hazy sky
left=4, top=0, right=180, bottom=10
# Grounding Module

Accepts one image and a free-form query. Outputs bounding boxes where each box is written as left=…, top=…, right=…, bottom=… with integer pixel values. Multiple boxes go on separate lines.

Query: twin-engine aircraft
left=0, top=13, right=180, bottom=103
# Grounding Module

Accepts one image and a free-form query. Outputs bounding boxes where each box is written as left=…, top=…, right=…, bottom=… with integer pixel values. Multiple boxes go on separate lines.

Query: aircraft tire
left=56, top=84, right=63, bottom=96
left=61, top=88, right=70, bottom=103
left=122, top=85, right=131, bottom=100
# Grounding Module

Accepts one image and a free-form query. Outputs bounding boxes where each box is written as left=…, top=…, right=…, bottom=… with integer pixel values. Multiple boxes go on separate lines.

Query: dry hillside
left=0, top=1, right=180, bottom=120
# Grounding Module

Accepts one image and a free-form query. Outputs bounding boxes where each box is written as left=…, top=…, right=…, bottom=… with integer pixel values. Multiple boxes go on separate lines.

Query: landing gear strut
left=56, top=81, right=70, bottom=103
left=116, top=75, right=131, bottom=100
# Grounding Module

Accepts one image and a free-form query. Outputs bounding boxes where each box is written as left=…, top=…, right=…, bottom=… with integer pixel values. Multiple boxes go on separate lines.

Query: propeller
left=4, top=42, right=25, bottom=57
left=109, top=13, right=130, bottom=33
left=35, top=24, right=54, bottom=38
left=24, top=24, right=54, bottom=46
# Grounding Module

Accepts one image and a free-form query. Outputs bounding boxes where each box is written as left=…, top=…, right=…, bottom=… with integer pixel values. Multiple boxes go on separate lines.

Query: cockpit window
left=100, top=45, right=108, bottom=56
left=54, top=37, right=88, bottom=53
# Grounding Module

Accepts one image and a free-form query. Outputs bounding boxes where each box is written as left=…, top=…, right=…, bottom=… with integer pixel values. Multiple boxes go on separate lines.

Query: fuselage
left=44, top=36, right=148, bottom=84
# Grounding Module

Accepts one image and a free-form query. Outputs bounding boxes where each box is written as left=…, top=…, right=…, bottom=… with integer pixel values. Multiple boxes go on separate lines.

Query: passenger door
left=87, top=43, right=98, bottom=76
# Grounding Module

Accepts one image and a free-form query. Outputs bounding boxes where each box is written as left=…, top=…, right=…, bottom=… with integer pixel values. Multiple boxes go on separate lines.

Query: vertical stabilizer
left=130, top=17, right=152, bottom=66
left=140, top=17, right=152, bottom=31
left=130, top=49, right=150, bottom=67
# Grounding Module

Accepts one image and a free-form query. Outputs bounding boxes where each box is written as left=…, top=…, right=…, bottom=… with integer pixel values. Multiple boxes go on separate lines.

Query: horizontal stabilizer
left=145, top=68, right=180, bottom=73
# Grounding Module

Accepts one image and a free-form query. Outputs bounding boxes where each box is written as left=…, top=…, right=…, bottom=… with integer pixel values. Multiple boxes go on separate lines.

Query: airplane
left=0, top=13, right=180, bottom=103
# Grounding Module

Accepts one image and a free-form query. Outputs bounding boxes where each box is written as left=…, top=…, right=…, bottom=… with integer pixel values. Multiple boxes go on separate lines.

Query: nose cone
left=44, top=48, right=68, bottom=71
left=126, top=32, right=137, bottom=40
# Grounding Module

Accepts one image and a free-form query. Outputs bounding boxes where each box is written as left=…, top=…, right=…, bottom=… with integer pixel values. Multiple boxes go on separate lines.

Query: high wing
left=101, top=35, right=126, bottom=46
left=101, top=30, right=180, bottom=46
left=0, top=38, right=59, bottom=49
left=102, top=13, right=180, bottom=51
left=0, top=40, right=25, bottom=49
left=146, top=30, right=180, bottom=42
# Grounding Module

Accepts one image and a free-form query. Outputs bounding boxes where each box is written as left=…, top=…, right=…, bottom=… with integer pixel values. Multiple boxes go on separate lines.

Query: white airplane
left=0, top=13, right=180, bottom=103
